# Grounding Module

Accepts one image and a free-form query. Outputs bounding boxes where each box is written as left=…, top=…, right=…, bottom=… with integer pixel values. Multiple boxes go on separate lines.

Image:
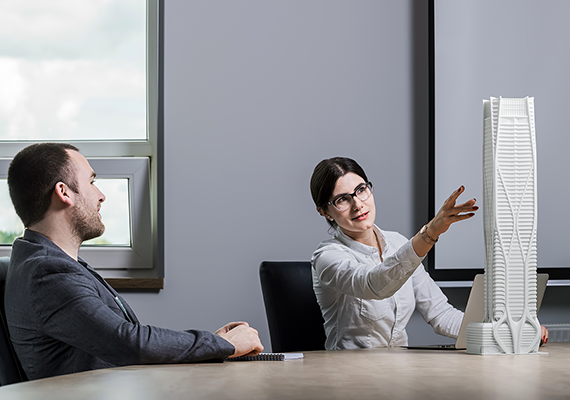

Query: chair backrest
left=259, top=261, right=326, bottom=353
left=0, top=256, right=28, bottom=385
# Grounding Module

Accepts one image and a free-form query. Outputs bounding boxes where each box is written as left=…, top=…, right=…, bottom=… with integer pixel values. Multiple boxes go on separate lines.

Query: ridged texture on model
left=467, top=97, right=541, bottom=355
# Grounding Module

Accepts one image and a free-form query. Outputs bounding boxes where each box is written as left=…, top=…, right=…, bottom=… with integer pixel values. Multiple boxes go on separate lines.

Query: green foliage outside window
left=0, top=230, right=23, bottom=245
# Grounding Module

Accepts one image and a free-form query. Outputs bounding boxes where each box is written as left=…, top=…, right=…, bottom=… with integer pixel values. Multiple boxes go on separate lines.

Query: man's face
left=67, top=150, right=106, bottom=242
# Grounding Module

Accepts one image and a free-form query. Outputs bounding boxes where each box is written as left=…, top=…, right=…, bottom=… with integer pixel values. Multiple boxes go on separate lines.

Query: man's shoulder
left=10, top=234, right=79, bottom=276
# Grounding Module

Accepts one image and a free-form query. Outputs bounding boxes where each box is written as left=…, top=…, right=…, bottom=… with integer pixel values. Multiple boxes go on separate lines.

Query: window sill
left=105, top=278, right=164, bottom=290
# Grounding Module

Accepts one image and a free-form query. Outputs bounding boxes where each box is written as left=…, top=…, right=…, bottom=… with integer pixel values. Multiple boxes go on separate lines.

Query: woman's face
left=321, top=172, right=376, bottom=240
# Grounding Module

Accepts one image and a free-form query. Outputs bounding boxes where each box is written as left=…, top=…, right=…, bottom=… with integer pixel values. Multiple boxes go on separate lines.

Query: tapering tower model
left=466, top=97, right=541, bottom=355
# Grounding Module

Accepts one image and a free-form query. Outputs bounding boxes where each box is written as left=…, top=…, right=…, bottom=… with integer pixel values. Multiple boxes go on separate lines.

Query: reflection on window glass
left=0, top=178, right=131, bottom=247
left=0, top=0, right=146, bottom=141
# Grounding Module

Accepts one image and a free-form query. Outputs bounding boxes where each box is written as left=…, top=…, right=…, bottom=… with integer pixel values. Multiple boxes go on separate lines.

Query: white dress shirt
left=311, top=226, right=463, bottom=349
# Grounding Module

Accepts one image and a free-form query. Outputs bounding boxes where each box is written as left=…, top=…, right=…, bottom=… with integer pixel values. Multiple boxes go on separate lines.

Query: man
left=4, top=143, right=263, bottom=380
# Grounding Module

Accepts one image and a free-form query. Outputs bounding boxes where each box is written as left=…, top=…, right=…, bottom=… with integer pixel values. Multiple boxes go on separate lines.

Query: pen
left=114, top=296, right=133, bottom=323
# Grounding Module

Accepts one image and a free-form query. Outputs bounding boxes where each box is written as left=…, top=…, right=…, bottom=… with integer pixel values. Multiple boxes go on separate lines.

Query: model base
left=466, top=322, right=540, bottom=355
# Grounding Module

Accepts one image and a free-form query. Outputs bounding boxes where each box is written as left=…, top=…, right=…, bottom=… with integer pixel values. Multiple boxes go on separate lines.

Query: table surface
left=1, top=343, right=569, bottom=400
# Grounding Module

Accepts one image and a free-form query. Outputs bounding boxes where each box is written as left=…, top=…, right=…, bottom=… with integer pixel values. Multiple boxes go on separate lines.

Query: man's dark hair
left=8, top=143, right=80, bottom=227
left=310, top=157, right=369, bottom=229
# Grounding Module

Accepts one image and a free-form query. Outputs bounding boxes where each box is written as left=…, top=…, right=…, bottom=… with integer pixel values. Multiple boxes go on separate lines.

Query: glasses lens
left=333, top=195, right=351, bottom=211
left=331, top=183, right=372, bottom=211
left=355, top=183, right=372, bottom=202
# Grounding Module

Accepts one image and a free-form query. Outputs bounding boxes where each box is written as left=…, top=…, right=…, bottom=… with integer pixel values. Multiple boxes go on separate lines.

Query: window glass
left=83, top=178, right=131, bottom=246
left=0, top=178, right=131, bottom=247
left=0, top=180, right=24, bottom=245
left=0, top=0, right=146, bottom=141
left=0, top=0, right=158, bottom=275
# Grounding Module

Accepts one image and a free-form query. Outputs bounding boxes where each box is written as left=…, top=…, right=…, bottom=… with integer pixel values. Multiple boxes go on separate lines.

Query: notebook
left=226, top=353, right=304, bottom=361
left=404, top=273, right=548, bottom=350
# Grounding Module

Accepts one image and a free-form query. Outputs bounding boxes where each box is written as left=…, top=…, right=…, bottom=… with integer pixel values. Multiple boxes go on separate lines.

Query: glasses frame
left=327, top=181, right=374, bottom=211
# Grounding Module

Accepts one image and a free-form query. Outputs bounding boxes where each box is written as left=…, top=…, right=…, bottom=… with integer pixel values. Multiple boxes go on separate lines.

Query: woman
left=309, top=157, right=479, bottom=350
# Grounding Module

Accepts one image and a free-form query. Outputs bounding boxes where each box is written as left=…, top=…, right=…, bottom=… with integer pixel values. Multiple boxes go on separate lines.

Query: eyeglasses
left=327, top=182, right=373, bottom=211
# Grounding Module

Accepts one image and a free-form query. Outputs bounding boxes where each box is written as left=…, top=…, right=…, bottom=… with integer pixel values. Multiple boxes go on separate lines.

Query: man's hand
left=215, top=321, right=264, bottom=357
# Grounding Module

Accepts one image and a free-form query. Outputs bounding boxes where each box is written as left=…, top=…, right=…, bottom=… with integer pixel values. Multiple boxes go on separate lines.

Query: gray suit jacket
left=5, top=230, right=234, bottom=380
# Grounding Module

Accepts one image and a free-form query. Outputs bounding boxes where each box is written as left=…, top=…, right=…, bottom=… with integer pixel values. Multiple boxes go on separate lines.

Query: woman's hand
left=428, top=185, right=478, bottom=238
left=540, top=325, right=549, bottom=346
left=412, top=185, right=478, bottom=257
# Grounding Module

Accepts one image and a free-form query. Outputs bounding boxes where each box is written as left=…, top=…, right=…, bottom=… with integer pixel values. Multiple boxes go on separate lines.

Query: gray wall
left=121, top=0, right=426, bottom=350
left=120, top=0, right=568, bottom=350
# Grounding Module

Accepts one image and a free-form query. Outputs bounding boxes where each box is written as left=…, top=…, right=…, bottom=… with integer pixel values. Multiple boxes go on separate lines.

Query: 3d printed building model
left=466, top=97, right=541, bottom=355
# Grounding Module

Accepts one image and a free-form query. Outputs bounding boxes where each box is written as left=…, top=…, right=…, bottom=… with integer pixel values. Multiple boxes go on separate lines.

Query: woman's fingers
left=455, top=196, right=477, bottom=207
left=445, top=202, right=478, bottom=220
left=443, top=185, right=465, bottom=206
left=452, top=211, right=477, bottom=222
left=432, top=186, right=478, bottom=235
left=451, top=202, right=479, bottom=215
left=436, top=211, right=475, bottom=232
left=444, top=187, right=477, bottom=214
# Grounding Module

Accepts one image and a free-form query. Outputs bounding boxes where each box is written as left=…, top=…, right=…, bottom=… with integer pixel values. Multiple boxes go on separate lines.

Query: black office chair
left=0, top=256, right=28, bottom=386
left=259, top=261, right=326, bottom=353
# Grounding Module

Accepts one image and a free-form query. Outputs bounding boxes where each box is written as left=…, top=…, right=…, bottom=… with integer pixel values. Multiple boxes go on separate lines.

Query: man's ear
left=53, top=182, right=74, bottom=206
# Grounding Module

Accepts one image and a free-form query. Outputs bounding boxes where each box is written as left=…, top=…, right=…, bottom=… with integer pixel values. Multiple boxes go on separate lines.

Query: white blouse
left=311, top=226, right=463, bottom=349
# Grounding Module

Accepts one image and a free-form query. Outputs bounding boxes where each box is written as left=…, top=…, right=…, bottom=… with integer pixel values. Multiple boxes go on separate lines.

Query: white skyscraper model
left=466, top=97, right=541, bottom=355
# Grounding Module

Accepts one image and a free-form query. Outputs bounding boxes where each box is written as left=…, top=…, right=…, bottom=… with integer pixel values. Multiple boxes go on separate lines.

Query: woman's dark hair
left=310, top=157, right=368, bottom=228
left=8, top=143, right=80, bottom=227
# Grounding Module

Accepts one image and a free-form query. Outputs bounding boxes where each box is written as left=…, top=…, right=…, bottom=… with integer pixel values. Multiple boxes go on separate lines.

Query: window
left=0, top=177, right=131, bottom=247
left=0, top=0, right=161, bottom=284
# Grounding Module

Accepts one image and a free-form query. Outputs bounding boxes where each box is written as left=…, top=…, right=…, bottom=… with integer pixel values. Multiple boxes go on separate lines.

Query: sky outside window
left=0, top=0, right=146, bottom=141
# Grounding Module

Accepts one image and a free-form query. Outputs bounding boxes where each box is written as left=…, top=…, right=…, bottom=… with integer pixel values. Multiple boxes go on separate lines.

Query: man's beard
left=72, top=195, right=105, bottom=243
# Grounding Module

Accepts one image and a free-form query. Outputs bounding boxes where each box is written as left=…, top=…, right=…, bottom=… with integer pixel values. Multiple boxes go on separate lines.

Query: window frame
left=0, top=0, right=162, bottom=284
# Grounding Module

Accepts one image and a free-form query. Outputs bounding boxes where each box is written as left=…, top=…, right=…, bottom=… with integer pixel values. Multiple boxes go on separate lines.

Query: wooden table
left=1, top=343, right=569, bottom=400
